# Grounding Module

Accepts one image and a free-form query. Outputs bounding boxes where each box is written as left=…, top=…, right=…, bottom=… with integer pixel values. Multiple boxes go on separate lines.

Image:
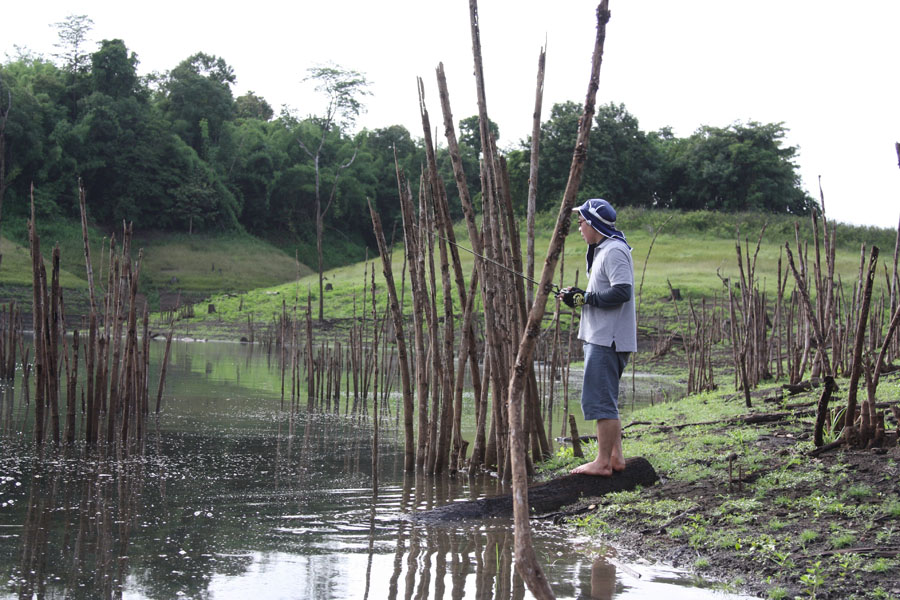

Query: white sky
left=5, top=0, right=899, bottom=229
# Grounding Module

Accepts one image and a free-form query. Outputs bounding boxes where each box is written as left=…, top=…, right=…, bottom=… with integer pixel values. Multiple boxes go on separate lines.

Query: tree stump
left=413, top=457, right=658, bottom=522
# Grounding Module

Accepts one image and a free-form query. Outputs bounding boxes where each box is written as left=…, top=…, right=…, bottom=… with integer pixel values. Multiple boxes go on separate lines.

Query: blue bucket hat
left=573, top=198, right=630, bottom=249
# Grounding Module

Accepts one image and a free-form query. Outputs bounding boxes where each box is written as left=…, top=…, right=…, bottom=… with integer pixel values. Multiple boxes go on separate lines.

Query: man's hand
left=559, top=286, right=585, bottom=309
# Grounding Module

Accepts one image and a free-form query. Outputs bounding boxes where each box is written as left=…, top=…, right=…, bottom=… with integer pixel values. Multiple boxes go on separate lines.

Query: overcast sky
left=5, top=0, right=899, bottom=229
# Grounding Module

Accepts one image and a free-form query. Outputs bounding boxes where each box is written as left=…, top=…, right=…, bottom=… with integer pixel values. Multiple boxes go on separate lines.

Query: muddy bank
left=551, top=383, right=900, bottom=600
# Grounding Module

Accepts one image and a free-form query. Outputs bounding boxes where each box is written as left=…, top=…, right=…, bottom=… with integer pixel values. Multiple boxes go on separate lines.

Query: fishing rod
left=409, top=221, right=561, bottom=297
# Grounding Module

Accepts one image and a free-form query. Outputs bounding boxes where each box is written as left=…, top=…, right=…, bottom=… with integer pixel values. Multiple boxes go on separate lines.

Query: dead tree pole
left=525, top=47, right=546, bottom=309
left=844, top=245, right=879, bottom=434
left=501, top=2, right=610, bottom=598
left=368, top=196, right=415, bottom=471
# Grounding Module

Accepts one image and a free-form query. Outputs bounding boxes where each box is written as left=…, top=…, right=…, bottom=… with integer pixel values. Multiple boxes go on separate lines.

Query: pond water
left=0, top=339, right=754, bottom=599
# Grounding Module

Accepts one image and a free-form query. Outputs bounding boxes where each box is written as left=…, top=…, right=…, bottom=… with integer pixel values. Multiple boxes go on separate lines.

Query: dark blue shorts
left=581, top=342, right=630, bottom=420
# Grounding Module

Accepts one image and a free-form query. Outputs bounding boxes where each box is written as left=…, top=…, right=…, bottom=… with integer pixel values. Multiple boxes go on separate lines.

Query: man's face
left=577, top=214, right=605, bottom=244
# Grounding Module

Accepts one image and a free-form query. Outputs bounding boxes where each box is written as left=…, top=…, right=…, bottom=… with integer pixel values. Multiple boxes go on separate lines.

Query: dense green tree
left=0, top=58, right=75, bottom=218
left=458, top=114, right=499, bottom=157
left=434, top=115, right=488, bottom=219
left=655, top=122, right=814, bottom=214
left=234, top=91, right=273, bottom=121
left=364, top=124, right=422, bottom=228
left=589, top=103, right=660, bottom=207
left=158, top=53, right=235, bottom=154
left=520, top=101, right=660, bottom=211
left=528, top=101, right=581, bottom=211
left=513, top=102, right=812, bottom=217
left=216, top=117, right=281, bottom=232
left=0, top=71, right=10, bottom=241
left=0, top=26, right=818, bottom=276
left=90, top=39, right=139, bottom=99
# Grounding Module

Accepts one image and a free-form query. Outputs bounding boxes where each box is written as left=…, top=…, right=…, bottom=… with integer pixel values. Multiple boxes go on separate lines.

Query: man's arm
left=584, top=283, right=632, bottom=308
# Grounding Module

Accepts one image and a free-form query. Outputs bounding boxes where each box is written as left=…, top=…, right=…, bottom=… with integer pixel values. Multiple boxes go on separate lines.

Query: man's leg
left=571, top=342, right=627, bottom=476
left=571, top=418, right=623, bottom=476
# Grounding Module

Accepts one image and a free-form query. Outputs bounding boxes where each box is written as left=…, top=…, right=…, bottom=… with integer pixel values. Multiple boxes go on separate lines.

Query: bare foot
left=570, top=460, right=613, bottom=476
left=611, top=458, right=626, bottom=472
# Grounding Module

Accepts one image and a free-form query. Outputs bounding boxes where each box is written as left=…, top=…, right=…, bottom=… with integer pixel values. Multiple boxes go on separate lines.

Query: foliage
left=303, top=63, right=370, bottom=132
left=511, top=102, right=815, bottom=218
left=0, top=23, right=890, bottom=282
left=654, top=121, right=815, bottom=215
left=51, top=14, right=95, bottom=74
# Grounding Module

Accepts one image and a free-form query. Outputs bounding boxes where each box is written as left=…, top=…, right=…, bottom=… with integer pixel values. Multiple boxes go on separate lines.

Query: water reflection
left=0, top=340, right=749, bottom=600
left=11, top=457, right=144, bottom=599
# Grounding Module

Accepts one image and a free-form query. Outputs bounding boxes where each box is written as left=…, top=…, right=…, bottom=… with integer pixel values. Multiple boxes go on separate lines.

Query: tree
left=656, top=121, right=815, bottom=214
left=298, top=64, right=370, bottom=322
left=458, top=114, right=499, bottom=157
left=217, top=117, right=279, bottom=232
left=235, top=91, right=273, bottom=121
left=0, top=58, right=75, bottom=219
left=519, top=101, right=660, bottom=211
left=51, top=14, right=94, bottom=74
left=51, top=14, right=95, bottom=119
left=365, top=124, right=422, bottom=227
left=588, top=103, right=660, bottom=207
left=0, top=70, right=10, bottom=265
left=90, top=39, right=138, bottom=99
left=158, top=52, right=236, bottom=155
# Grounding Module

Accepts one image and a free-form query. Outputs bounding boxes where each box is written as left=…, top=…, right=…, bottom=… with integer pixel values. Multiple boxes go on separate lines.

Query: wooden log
left=413, top=457, right=656, bottom=522
left=813, top=376, right=838, bottom=447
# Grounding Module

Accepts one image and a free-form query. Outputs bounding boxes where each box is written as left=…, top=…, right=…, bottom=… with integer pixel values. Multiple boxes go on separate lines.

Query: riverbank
left=547, top=380, right=900, bottom=600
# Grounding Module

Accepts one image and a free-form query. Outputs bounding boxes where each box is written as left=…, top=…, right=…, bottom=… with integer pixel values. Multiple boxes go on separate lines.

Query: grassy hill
left=1, top=207, right=895, bottom=334
left=0, top=217, right=309, bottom=311
left=162, top=207, right=898, bottom=339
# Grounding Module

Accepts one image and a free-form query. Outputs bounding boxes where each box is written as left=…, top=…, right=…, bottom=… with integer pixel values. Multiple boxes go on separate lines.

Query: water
left=0, top=339, right=753, bottom=599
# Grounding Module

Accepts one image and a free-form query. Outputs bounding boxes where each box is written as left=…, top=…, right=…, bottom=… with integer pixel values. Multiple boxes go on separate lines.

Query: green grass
left=3, top=206, right=897, bottom=325
left=0, top=234, right=87, bottom=288
left=135, top=231, right=305, bottom=292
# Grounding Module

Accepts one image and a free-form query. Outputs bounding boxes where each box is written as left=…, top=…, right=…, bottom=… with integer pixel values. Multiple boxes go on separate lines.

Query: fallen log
left=412, top=457, right=658, bottom=522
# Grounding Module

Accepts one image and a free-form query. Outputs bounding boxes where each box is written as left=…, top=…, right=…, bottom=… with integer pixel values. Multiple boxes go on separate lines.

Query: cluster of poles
left=13, top=184, right=173, bottom=452
left=658, top=198, right=900, bottom=452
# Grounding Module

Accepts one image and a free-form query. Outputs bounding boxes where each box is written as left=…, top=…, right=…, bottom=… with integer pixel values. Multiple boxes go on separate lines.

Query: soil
left=551, top=387, right=900, bottom=600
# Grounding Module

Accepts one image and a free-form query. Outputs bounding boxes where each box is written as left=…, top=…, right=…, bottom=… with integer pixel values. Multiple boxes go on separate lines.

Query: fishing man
left=559, top=198, right=637, bottom=476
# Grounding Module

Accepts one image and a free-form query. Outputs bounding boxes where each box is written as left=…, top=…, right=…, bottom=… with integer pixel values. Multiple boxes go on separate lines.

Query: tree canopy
left=0, top=27, right=816, bottom=271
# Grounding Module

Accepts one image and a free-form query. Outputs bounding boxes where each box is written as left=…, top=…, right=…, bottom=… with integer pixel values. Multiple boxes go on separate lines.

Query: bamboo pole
left=155, top=328, right=174, bottom=414
left=501, top=1, right=610, bottom=596
left=526, top=47, right=546, bottom=309
left=844, top=246, right=879, bottom=434
left=397, top=167, right=429, bottom=469
left=28, top=192, right=46, bottom=446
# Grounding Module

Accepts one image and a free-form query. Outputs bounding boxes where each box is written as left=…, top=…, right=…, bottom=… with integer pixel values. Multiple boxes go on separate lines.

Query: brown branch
left=501, top=2, right=610, bottom=598
left=844, top=245, right=879, bottom=431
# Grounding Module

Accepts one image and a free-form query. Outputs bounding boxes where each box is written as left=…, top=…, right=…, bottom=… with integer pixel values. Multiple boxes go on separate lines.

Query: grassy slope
left=0, top=218, right=307, bottom=310
left=1, top=207, right=894, bottom=331
left=171, top=208, right=897, bottom=338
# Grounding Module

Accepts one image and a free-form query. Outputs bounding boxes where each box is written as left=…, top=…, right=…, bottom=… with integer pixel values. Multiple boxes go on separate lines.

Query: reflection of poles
left=1, top=383, right=13, bottom=435
left=590, top=556, right=616, bottom=600
left=17, top=461, right=143, bottom=599
left=18, top=463, right=52, bottom=598
left=387, top=473, right=414, bottom=600
left=370, top=264, right=380, bottom=495
left=363, top=504, right=377, bottom=600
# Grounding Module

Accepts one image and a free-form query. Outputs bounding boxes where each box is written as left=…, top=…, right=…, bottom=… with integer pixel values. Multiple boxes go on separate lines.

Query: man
left=559, top=198, right=637, bottom=476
